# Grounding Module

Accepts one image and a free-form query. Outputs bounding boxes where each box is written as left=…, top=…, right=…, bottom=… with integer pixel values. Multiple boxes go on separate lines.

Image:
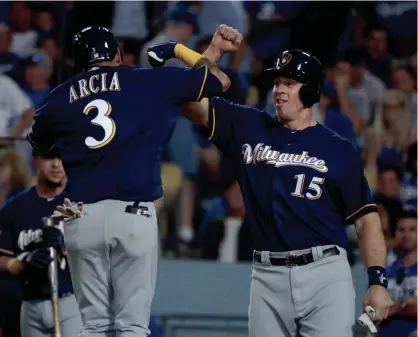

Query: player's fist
left=147, top=41, right=177, bottom=68
left=210, top=24, right=243, bottom=53
left=363, top=285, right=393, bottom=323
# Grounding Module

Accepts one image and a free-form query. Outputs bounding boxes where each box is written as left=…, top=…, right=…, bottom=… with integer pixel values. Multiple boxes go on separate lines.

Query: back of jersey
left=33, top=65, right=214, bottom=203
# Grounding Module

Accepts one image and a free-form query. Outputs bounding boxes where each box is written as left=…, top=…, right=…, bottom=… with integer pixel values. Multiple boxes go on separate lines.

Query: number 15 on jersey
left=291, top=174, right=325, bottom=200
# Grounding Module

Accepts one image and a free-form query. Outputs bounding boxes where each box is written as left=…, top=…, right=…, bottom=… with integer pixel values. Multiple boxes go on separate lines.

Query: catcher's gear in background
left=72, top=26, right=122, bottom=71
left=147, top=41, right=177, bottom=67
left=264, top=49, right=325, bottom=106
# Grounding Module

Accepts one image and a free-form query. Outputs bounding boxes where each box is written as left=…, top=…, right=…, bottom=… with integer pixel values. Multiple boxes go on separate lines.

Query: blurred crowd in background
left=0, top=1, right=416, bottom=335
left=0, top=0, right=415, bottom=261
left=0, top=1, right=417, bottom=336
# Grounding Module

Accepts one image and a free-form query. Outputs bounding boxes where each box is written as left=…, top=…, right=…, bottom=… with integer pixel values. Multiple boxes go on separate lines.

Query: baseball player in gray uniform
left=149, top=26, right=395, bottom=337
left=27, top=25, right=232, bottom=337
left=0, top=149, right=81, bottom=337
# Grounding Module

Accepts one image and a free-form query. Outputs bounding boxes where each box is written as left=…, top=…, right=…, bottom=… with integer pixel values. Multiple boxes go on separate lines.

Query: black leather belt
left=253, top=247, right=340, bottom=267
left=125, top=201, right=151, bottom=217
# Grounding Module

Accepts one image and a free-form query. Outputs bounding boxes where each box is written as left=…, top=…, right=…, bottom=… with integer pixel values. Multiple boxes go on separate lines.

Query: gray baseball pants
left=20, top=294, right=81, bottom=337
left=249, top=245, right=356, bottom=337
left=63, top=200, right=158, bottom=337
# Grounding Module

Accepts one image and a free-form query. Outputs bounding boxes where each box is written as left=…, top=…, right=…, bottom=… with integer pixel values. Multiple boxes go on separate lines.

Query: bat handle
left=52, top=295, right=62, bottom=337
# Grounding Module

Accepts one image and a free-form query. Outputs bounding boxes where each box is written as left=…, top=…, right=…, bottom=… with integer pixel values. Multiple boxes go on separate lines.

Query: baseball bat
left=43, top=217, right=62, bottom=337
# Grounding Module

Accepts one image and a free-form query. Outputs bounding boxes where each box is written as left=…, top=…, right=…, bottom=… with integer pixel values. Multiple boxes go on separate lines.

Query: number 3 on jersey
left=291, top=174, right=325, bottom=200
left=83, top=99, right=116, bottom=149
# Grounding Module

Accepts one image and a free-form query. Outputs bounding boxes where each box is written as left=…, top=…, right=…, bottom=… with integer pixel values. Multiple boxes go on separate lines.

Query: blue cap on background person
left=165, top=3, right=199, bottom=35
left=22, top=50, right=52, bottom=68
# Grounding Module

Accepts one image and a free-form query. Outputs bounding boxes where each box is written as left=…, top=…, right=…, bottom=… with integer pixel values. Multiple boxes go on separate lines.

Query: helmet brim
left=263, top=67, right=308, bottom=84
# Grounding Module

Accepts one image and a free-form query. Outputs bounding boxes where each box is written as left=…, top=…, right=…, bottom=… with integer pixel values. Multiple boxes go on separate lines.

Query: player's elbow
left=220, top=74, right=231, bottom=92
left=354, top=212, right=382, bottom=238
left=210, top=68, right=231, bottom=92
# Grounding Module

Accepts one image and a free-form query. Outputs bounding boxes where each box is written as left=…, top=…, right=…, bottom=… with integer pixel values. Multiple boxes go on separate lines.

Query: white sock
left=178, top=224, right=194, bottom=242
left=219, top=217, right=242, bottom=263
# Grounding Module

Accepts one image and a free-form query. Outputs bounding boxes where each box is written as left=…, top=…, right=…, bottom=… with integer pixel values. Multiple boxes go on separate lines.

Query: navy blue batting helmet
left=265, top=49, right=325, bottom=106
left=72, top=26, right=122, bottom=71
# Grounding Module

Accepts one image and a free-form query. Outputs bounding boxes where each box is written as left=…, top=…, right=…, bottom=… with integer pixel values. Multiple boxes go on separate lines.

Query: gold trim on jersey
left=208, top=105, right=216, bottom=140
left=345, top=203, right=377, bottom=221
left=196, top=66, right=208, bottom=102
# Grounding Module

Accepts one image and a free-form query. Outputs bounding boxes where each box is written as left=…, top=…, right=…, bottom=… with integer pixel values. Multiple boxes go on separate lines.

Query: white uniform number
left=291, top=174, right=325, bottom=200
left=83, top=99, right=116, bottom=149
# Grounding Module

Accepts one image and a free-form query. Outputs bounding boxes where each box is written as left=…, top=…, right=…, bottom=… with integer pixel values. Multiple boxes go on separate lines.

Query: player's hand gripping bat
left=43, top=217, right=62, bottom=337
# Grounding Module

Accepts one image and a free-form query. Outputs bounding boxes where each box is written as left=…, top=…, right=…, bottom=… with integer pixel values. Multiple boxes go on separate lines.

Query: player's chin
left=47, top=175, right=65, bottom=185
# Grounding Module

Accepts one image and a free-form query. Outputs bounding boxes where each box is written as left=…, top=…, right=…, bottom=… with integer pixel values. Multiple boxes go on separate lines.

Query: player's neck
left=36, top=180, right=66, bottom=199
left=403, top=248, right=417, bottom=267
left=282, top=109, right=317, bottom=131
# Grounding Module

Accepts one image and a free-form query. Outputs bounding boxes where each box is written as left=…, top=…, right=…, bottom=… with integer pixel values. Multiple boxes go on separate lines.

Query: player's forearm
left=0, top=255, right=23, bottom=275
left=174, top=44, right=231, bottom=91
left=355, top=212, right=387, bottom=268
left=194, top=57, right=231, bottom=92
left=202, top=44, right=224, bottom=65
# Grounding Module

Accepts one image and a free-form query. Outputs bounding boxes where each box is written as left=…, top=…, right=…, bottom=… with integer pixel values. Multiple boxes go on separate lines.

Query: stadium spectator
left=374, top=1, right=417, bottom=58
left=37, top=35, right=64, bottom=86
left=390, top=65, right=417, bottom=128
left=363, top=23, right=393, bottom=86
left=20, top=51, right=52, bottom=109
left=8, top=1, right=38, bottom=57
left=401, top=143, right=417, bottom=210
left=111, top=1, right=148, bottom=46
left=334, top=48, right=387, bottom=134
left=376, top=165, right=403, bottom=201
left=365, top=90, right=416, bottom=177
left=33, top=3, right=55, bottom=41
left=377, top=209, right=417, bottom=337
left=0, top=24, right=19, bottom=74
left=140, top=3, right=198, bottom=68
left=0, top=74, right=34, bottom=140
left=0, top=149, right=32, bottom=206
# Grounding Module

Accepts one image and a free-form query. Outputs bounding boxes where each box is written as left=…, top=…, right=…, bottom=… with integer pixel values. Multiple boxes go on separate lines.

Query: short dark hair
left=378, top=164, right=403, bottom=182
left=364, top=22, right=387, bottom=38
left=397, top=208, right=417, bottom=222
